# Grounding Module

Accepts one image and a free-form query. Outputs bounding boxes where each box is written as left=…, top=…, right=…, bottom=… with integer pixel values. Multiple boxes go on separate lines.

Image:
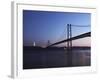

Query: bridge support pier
left=67, top=24, right=73, bottom=66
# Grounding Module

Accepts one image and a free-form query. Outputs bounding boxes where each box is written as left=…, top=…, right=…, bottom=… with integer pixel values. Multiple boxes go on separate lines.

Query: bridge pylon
left=67, top=24, right=73, bottom=66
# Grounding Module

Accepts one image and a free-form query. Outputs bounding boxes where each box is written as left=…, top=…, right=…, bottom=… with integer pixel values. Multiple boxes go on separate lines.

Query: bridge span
left=47, top=32, right=91, bottom=47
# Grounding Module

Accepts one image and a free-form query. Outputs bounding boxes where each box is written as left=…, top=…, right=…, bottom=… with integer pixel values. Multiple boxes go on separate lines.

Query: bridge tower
left=47, top=40, right=51, bottom=47
left=67, top=24, right=72, bottom=66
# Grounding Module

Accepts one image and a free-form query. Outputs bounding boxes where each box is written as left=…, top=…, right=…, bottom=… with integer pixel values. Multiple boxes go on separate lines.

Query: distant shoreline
left=23, top=46, right=90, bottom=51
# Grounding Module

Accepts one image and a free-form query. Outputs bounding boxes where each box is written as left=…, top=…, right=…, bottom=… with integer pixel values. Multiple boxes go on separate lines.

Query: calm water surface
left=23, top=48, right=90, bottom=69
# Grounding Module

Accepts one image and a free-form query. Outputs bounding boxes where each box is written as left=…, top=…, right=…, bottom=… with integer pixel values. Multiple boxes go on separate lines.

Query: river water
left=23, top=48, right=90, bottom=69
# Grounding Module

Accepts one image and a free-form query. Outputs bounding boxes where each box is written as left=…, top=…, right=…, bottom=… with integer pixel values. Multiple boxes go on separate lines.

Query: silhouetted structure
left=67, top=24, right=73, bottom=66
left=47, top=24, right=90, bottom=66
left=47, top=40, right=51, bottom=47
left=47, top=32, right=90, bottom=47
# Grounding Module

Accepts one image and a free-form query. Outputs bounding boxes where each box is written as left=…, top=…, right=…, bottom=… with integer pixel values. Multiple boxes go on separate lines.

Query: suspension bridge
left=46, top=24, right=91, bottom=66
left=47, top=24, right=91, bottom=47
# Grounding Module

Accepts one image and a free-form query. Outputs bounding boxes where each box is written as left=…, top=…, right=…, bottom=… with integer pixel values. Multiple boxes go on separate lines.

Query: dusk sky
left=23, top=10, right=91, bottom=47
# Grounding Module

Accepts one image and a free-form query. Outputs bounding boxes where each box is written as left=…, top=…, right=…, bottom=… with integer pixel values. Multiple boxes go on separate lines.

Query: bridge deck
left=47, top=32, right=91, bottom=47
